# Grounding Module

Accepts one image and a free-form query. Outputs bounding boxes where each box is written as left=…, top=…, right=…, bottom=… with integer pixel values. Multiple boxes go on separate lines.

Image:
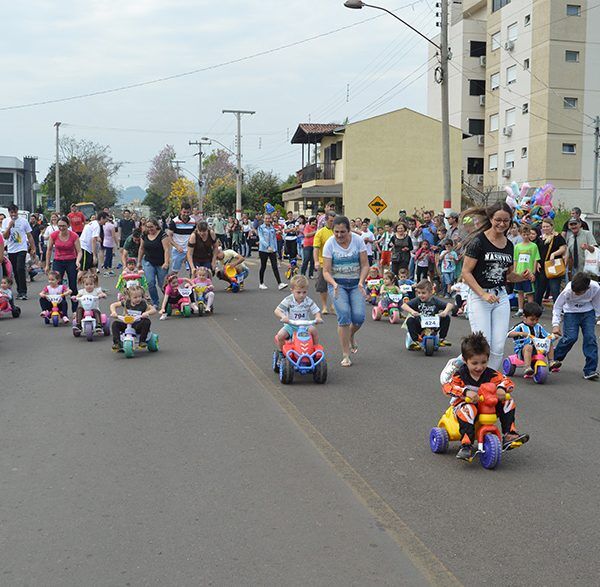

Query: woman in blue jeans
left=137, top=218, right=170, bottom=308
left=322, top=216, right=369, bottom=367
left=461, top=202, right=535, bottom=370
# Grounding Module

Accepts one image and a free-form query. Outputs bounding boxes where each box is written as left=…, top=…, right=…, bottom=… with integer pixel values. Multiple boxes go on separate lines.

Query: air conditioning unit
left=502, top=168, right=512, bottom=178
left=479, top=95, right=486, bottom=106
left=479, top=55, right=487, bottom=67
left=476, top=175, right=484, bottom=184
left=503, top=126, right=513, bottom=137
left=477, top=135, right=485, bottom=146
left=505, top=40, right=515, bottom=51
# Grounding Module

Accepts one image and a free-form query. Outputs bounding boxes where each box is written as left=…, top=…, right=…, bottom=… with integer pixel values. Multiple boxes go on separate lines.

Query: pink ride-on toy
left=372, top=292, right=402, bottom=324
left=502, top=334, right=557, bottom=384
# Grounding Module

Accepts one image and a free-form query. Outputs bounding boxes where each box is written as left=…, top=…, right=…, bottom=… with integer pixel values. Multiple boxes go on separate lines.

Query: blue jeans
left=142, top=259, right=168, bottom=308
left=171, top=247, right=188, bottom=272
left=328, top=280, right=365, bottom=327
left=554, top=309, right=598, bottom=376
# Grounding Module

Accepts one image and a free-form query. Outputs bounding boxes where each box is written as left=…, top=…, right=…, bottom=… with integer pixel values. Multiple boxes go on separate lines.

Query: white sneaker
left=159, top=314, right=168, bottom=320
left=259, top=283, right=268, bottom=290
left=278, top=283, right=289, bottom=290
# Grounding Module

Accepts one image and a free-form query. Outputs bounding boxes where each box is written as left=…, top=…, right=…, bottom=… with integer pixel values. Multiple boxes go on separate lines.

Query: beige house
left=283, top=108, right=462, bottom=220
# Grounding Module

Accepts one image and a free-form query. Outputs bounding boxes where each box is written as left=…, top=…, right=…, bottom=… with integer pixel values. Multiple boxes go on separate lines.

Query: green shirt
left=514, top=241, right=540, bottom=275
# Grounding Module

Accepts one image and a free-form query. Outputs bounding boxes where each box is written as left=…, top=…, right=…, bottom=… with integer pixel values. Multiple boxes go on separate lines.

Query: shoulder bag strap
left=545, top=236, right=554, bottom=262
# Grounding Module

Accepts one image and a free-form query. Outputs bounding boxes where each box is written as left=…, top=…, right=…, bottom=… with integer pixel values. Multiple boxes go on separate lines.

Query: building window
left=505, top=107, right=516, bottom=126
left=491, top=72, right=500, bottom=90
left=507, top=23, right=518, bottom=41
left=489, top=113, right=499, bottom=132
left=492, top=0, right=511, bottom=12
left=567, top=4, right=581, bottom=16
left=523, top=58, right=530, bottom=70
left=489, top=153, right=498, bottom=171
left=562, top=143, right=577, bottom=154
left=491, top=32, right=501, bottom=51
left=564, top=97, right=578, bottom=109
left=469, top=119, right=485, bottom=135
left=521, top=147, right=528, bottom=158
left=522, top=103, right=529, bottom=114
left=565, top=50, right=580, bottom=62
left=0, top=172, right=14, bottom=207
left=505, top=150, right=515, bottom=169
left=524, top=14, right=531, bottom=26
left=469, top=79, right=486, bottom=96
left=507, top=65, right=517, bottom=84
left=467, top=157, right=484, bottom=175
left=470, top=41, right=486, bottom=57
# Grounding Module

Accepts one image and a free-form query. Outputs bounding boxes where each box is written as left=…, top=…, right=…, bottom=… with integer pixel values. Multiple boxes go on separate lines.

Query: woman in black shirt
left=137, top=218, right=170, bottom=308
left=389, top=222, right=413, bottom=275
left=461, top=202, right=535, bottom=370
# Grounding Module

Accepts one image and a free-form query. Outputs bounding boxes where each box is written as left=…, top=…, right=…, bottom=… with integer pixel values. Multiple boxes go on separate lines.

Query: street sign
left=368, top=196, right=387, bottom=216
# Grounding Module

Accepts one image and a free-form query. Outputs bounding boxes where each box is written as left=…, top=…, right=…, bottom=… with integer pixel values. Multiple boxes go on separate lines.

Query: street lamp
left=201, top=136, right=235, bottom=156
left=343, top=0, right=452, bottom=213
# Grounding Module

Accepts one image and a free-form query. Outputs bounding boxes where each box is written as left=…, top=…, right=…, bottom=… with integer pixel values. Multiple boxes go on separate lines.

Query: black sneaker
left=456, top=444, right=476, bottom=461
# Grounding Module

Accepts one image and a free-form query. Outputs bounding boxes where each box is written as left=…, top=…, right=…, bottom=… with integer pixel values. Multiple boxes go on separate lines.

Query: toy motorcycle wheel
left=272, top=350, right=281, bottom=373
left=84, top=321, right=94, bottom=342
left=44, top=316, right=50, bottom=325
left=72, top=327, right=81, bottom=337
left=480, top=434, right=502, bottom=470
left=502, top=358, right=516, bottom=377
left=279, top=357, right=295, bottom=384
left=533, top=364, right=548, bottom=384
left=424, top=338, right=435, bottom=356
left=183, top=305, right=191, bottom=318
left=313, top=359, right=328, bottom=384
left=389, top=310, right=401, bottom=324
left=123, top=340, right=135, bottom=358
left=103, top=320, right=111, bottom=337
left=197, top=304, right=205, bottom=317
left=147, top=333, right=159, bottom=352
left=372, top=306, right=382, bottom=321
left=12, top=306, right=21, bottom=318
left=429, top=427, right=449, bottom=454
left=52, top=315, right=59, bottom=327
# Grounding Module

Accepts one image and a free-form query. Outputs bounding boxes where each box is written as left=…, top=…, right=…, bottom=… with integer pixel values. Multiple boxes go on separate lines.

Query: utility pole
left=439, top=0, right=452, bottom=214
left=171, top=159, right=185, bottom=178
left=223, top=109, right=256, bottom=219
left=189, top=139, right=211, bottom=215
left=593, top=115, right=599, bottom=213
left=54, top=122, right=61, bottom=214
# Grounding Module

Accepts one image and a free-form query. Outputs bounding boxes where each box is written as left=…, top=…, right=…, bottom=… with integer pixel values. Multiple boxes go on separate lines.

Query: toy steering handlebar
left=285, top=319, right=317, bottom=326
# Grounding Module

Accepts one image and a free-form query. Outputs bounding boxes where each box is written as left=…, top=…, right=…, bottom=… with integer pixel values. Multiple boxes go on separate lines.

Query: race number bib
left=518, top=253, right=530, bottom=265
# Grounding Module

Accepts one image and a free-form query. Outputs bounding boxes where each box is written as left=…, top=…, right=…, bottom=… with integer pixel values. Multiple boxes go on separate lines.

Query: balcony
left=298, top=162, right=336, bottom=183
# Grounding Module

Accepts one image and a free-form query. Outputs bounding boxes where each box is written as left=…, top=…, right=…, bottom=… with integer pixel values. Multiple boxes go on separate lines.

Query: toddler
left=39, top=270, right=71, bottom=323
left=116, top=258, right=148, bottom=299
left=160, top=272, right=195, bottom=319
left=72, top=271, right=105, bottom=333
left=0, top=276, right=15, bottom=312
left=378, top=271, right=400, bottom=311
left=397, top=267, right=415, bottom=300
left=450, top=279, right=469, bottom=316
left=110, top=285, right=156, bottom=351
left=191, top=266, right=215, bottom=313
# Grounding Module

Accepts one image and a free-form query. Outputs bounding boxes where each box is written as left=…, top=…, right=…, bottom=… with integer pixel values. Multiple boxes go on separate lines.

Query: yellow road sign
left=368, top=196, right=388, bottom=216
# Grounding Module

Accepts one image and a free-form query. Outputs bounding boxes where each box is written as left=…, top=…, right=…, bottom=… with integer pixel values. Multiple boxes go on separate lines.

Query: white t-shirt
left=2, top=217, right=32, bottom=253
left=360, top=229, right=375, bottom=256
left=277, top=294, right=320, bottom=321
left=77, top=287, right=104, bottom=310
left=322, top=233, right=367, bottom=281
left=79, top=220, right=101, bottom=253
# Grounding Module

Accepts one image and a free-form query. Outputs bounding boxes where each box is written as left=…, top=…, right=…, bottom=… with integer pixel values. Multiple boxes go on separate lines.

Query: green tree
left=143, top=188, right=167, bottom=217
left=204, top=177, right=236, bottom=213
left=244, top=169, right=282, bottom=212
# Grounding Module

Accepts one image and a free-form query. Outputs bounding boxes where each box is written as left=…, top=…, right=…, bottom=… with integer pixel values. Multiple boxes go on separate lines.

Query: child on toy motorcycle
left=397, top=267, right=415, bottom=299
left=110, top=284, right=156, bottom=351
left=72, top=271, right=106, bottom=333
left=378, top=271, right=401, bottom=311
left=442, top=332, right=529, bottom=461
left=191, top=266, right=215, bottom=313
left=0, top=276, right=15, bottom=312
left=274, top=274, right=322, bottom=358
left=402, top=279, right=453, bottom=348
left=507, top=302, right=561, bottom=377
left=116, top=257, right=148, bottom=299
left=39, top=270, right=72, bottom=323
left=159, top=272, right=196, bottom=319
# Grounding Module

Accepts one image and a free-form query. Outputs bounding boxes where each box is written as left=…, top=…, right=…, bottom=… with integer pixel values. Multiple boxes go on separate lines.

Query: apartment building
left=0, top=156, right=39, bottom=212
left=429, top=0, right=600, bottom=210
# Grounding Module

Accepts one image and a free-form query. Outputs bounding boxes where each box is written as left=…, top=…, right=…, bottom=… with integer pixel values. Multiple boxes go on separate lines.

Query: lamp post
left=343, top=0, right=452, bottom=213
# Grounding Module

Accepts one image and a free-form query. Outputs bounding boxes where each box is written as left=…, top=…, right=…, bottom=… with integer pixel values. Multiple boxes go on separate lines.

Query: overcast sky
left=2, top=0, right=438, bottom=191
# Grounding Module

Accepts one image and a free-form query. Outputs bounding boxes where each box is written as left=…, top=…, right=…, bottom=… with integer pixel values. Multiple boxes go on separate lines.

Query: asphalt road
left=2, top=261, right=600, bottom=586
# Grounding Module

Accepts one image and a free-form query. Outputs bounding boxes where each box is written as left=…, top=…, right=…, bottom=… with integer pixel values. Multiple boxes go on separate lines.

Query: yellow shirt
left=313, top=226, right=334, bottom=265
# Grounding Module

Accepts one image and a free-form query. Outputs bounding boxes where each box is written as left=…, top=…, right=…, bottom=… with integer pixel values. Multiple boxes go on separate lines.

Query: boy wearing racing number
left=507, top=302, right=560, bottom=377
left=274, top=275, right=323, bottom=357
left=443, top=332, right=529, bottom=461
left=402, top=280, right=453, bottom=348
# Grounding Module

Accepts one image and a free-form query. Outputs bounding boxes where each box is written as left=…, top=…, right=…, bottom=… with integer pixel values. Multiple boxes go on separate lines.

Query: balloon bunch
left=505, top=181, right=555, bottom=226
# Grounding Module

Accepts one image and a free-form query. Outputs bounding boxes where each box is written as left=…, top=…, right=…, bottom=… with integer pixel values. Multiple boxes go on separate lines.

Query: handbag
left=544, top=236, right=566, bottom=279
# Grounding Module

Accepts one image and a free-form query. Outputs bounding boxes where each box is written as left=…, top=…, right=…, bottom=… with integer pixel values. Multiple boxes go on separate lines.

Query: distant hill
left=118, top=186, right=146, bottom=203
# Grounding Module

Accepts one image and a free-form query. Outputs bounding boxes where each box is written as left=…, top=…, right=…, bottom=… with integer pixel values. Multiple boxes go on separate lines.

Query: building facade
left=0, top=156, right=38, bottom=212
left=284, top=109, right=462, bottom=220
left=428, top=0, right=600, bottom=210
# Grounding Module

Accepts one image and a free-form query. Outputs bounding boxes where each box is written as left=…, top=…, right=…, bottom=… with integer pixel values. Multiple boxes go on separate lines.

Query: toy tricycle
left=0, top=292, right=20, bottom=319
left=429, top=382, right=528, bottom=470
left=115, top=313, right=159, bottom=358
left=398, top=283, right=413, bottom=304
left=366, top=278, right=382, bottom=305
left=224, top=265, right=246, bottom=292
left=285, top=258, right=298, bottom=281
left=73, top=294, right=111, bottom=341
left=502, top=334, right=557, bottom=384
left=192, top=284, right=207, bottom=316
left=405, top=314, right=440, bottom=355
left=372, top=293, right=402, bottom=323
left=166, top=284, right=193, bottom=317
left=42, top=293, right=67, bottom=327
left=272, top=319, right=327, bottom=384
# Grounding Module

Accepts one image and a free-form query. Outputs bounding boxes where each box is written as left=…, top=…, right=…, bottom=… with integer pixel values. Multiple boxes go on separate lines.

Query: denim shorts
left=513, top=280, right=534, bottom=294
left=283, top=323, right=299, bottom=337
left=328, top=280, right=365, bottom=327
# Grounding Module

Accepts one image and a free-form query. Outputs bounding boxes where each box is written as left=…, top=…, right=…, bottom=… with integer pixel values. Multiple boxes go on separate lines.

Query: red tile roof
left=291, top=123, right=341, bottom=144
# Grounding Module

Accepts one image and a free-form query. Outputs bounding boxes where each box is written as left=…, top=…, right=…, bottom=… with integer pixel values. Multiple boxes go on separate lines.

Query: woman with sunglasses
left=45, top=216, right=81, bottom=313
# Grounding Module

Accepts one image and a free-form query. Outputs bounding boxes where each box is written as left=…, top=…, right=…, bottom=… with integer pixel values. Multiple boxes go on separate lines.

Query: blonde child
left=39, top=270, right=71, bottom=323
left=72, top=271, right=105, bottom=332
left=110, top=284, right=156, bottom=351
left=191, top=266, right=215, bottom=313
left=274, top=274, right=322, bottom=356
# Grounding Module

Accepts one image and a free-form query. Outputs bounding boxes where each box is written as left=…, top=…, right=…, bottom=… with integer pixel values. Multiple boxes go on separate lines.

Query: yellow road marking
left=207, top=317, right=462, bottom=587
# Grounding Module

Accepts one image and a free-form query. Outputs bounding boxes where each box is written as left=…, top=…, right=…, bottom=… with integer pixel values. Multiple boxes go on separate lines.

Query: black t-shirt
left=562, top=220, right=589, bottom=233
left=125, top=299, right=148, bottom=314
left=537, top=233, right=566, bottom=262
left=406, top=296, right=447, bottom=316
left=119, top=218, right=136, bottom=242
left=142, top=231, right=167, bottom=266
left=465, top=233, right=514, bottom=289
